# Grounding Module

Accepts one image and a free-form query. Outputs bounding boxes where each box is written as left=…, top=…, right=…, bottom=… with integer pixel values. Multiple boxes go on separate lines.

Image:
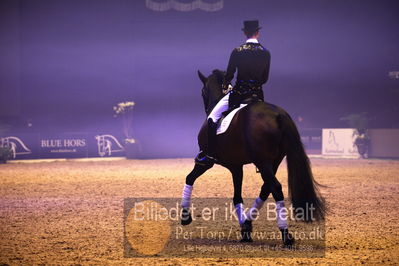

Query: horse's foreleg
left=228, top=165, right=252, bottom=242
left=185, top=163, right=211, bottom=186
left=228, top=165, right=246, bottom=224
left=180, top=163, right=211, bottom=226
left=228, top=165, right=243, bottom=206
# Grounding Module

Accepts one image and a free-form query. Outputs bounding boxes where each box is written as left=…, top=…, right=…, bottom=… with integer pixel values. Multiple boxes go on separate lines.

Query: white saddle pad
left=216, top=104, right=247, bottom=135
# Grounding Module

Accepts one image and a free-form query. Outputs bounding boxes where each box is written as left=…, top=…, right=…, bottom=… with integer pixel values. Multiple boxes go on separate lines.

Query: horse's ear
left=198, top=70, right=207, bottom=85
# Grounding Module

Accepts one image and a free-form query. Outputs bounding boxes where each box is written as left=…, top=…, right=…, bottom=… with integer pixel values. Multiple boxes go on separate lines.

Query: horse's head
left=198, top=69, right=226, bottom=115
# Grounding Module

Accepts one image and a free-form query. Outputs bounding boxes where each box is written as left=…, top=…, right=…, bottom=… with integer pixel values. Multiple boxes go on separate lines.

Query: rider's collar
left=246, top=38, right=259, bottom=43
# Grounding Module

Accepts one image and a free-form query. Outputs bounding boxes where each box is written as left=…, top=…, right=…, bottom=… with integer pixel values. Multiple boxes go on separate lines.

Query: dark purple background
left=1, top=0, right=398, bottom=158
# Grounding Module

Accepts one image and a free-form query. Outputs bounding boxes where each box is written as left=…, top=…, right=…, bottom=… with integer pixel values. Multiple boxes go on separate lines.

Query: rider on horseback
left=181, top=22, right=324, bottom=244
left=197, top=20, right=271, bottom=166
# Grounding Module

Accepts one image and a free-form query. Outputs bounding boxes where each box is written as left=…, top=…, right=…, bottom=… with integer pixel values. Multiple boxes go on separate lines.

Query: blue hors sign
left=40, top=134, right=89, bottom=158
left=0, top=133, right=125, bottom=160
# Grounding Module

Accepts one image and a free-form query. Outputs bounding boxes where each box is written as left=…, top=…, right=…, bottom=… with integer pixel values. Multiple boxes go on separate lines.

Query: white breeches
left=207, top=93, right=230, bottom=123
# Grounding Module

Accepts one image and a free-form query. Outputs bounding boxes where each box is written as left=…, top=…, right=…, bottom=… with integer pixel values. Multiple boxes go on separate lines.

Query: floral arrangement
left=113, top=101, right=135, bottom=144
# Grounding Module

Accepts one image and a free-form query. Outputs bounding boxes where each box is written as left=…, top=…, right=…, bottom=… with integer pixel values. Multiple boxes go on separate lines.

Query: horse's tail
left=279, top=113, right=326, bottom=222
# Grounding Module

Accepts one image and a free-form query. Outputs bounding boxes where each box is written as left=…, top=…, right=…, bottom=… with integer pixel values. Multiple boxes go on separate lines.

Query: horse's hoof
left=280, top=228, right=295, bottom=247
left=240, top=236, right=253, bottom=243
left=241, top=220, right=253, bottom=231
left=240, top=220, right=253, bottom=242
left=181, top=208, right=192, bottom=226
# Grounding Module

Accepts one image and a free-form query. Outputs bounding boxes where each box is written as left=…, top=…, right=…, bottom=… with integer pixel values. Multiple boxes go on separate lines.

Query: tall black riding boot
left=195, top=118, right=217, bottom=167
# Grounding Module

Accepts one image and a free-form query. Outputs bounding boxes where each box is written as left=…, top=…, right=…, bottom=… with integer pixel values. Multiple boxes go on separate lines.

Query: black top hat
left=242, top=20, right=261, bottom=32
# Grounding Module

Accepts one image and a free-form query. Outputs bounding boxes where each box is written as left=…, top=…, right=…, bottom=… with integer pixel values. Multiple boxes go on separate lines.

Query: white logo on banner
left=327, top=131, right=341, bottom=153
left=146, top=0, right=224, bottom=12
left=0, top=136, right=32, bottom=159
left=95, top=135, right=124, bottom=157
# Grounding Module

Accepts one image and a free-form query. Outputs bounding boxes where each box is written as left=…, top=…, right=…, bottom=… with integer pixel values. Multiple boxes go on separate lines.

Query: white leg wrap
left=246, top=197, right=265, bottom=221
left=276, top=200, right=288, bottom=229
left=235, top=203, right=247, bottom=225
left=181, top=184, right=193, bottom=208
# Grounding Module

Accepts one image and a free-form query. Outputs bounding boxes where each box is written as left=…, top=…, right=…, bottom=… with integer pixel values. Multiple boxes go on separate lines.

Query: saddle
left=222, top=81, right=264, bottom=117
left=217, top=83, right=264, bottom=135
left=217, top=104, right=247, bottom=135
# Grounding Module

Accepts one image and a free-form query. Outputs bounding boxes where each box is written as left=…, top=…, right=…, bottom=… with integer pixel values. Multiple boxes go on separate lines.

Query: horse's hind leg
left=246, top=154, right=285, bottom=221
left=180, top=163, right=212, bottom=226
left=245, top=163, right=276, bottom=222
left=255, top=163, right=294, bottom=246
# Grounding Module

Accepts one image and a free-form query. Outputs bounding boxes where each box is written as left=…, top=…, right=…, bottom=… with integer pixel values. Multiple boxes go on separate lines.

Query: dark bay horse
left=181, top=69, right=326, bottom=245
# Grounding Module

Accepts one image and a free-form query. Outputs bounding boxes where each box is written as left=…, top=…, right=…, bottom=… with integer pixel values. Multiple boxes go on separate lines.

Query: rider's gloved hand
left=223, top=84, right=233, bottom=94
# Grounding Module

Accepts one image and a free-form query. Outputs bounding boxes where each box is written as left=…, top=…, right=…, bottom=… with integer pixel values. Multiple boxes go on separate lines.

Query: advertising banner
left=0, top=132, right=126, bottom=160
left=369, top=129, right=399, bottom=158
left=321, top=128, right=359, bottom=158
